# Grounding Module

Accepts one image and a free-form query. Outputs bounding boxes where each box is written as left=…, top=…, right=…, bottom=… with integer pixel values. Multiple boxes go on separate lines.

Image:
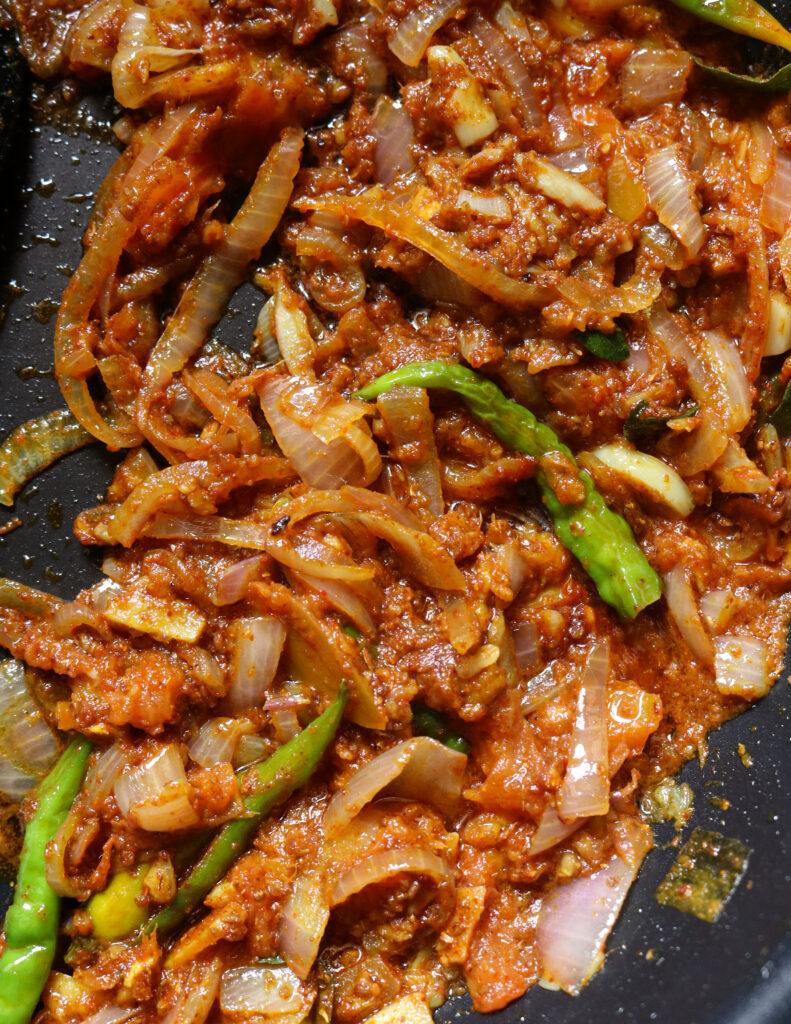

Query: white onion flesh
left=330, top=847, right=454, bottom=906
left=512, top=619, right=539, bottom=673
left=714, top=635, right=769, bottom=700
left=699, top=589, right=740, bottom=634
left=84, top=743, right=127, bottom=808
left=469, top=12, right=541, bottom=126
left=324, top=737, right=467, bottom=837
left=259, top=376, right=381, bottom=489
left=279, top=870, right=330, bottom=979
left=227, top=617, right=287, bottom=713
left=537, top=823, right=651, bottom=994
left=591, top=443, right=694, bottom=517
left=621, top=48, right=691, bottom=112
left=213, top=555, right=267, bottom=606
left=644, top=146, right=704, bottom=255
left=388, top=0, right=462, bottom=66
left=530, top=805, right=586, bottom=856
left=114, top=744, right=199, bottom=831
left=712, top=439, right=771, bottom=495
left=664, top=565, right=714, bottom=669
left=273, top=277, right=317, bottom=377
left=520, top=152, right=604, bottom=214
left=455, top=189, right=511, bottom=220
left=766, top=292, right=791, bottom=356
left=377, top=385, right=444, bottom=519
left=373, top=97, right=416, bottom=185
left=81, top=1008, right=141, bottom=1024
left=761, top=149, right=791, bottom=234
left=188, top=718, right=241, bottom=768
left=220, top=964, right=307, bottom=1017
left=165, top=958, right=222, bottom=1024
left=0, top=660, right=59, bottom=801
left=289, top=569, right=377, bottom=636
left=557, top=641, right=610, bottom=821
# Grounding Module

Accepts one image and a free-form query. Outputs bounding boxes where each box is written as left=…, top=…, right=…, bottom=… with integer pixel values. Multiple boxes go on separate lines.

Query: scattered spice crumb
left=0, top=518, right=22, bottom=535
left=737, top=743, right=754, bottom=769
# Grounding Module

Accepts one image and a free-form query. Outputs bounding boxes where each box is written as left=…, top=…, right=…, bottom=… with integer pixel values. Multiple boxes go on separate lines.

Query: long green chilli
left=0, top=737, right=92, bottom=1024
left=357, top=362, right=662, bottom=620
left=147, top=686, right=348, bottom=938
left=667, top=0, right=791, bottom=52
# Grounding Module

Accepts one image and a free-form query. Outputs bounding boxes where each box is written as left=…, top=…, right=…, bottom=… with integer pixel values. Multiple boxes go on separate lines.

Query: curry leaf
left=693, top=55, right=791, bottom=91
left=577, top=327, right=629, bottom=362
left=623, top=400, right=699, bottom=443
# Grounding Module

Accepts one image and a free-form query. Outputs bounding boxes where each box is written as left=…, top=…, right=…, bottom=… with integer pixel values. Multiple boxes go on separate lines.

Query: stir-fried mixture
left=2, top=0, right=791, bottom=1018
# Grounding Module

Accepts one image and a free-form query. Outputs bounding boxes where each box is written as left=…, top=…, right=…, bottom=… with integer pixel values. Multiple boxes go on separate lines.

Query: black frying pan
left=1, top=37, right=791, bottom=1024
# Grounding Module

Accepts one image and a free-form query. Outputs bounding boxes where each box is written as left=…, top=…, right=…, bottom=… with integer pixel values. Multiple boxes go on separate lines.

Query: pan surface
left=1, top=81, right=791, bottom=1024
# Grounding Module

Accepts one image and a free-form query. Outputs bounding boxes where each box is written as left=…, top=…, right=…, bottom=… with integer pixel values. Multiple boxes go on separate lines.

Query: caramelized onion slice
left=294, top=187, right=550, bottom=309
left=557, top=640, right=610, bottom=822
left=330, top=848, right=454, bottom=906
left=324, top=737, right=467, bottom=837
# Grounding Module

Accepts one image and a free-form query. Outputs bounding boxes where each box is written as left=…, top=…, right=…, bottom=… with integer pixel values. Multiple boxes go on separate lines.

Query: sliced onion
left=294, top=225, right=366, bottom=315
left=530, top=805, right=585, bottom=856
left=519, top=152, right=604, bottom=214
left=234, top=734, right=269, bottom=769
left=271, top=708, right=302, bottom=743
left=294, top=187, right=548, bottom=309
left=456, top=189, right=511, bottom=220
left=378, top=385, right=443, bottom=519
left=766, top=291, right=791, bottom=356
left=699, top=589, right=740, bottom=634
left=254, top=297, right=280, bottom=364
left=334, top=19, right=387, bottom=94
left=427, top=45, right=498, bottom=148
left=189, top=718, right=242, bottom=768
left=711, top=439, right=771, bottom=495
left=84, top=742, right=127, bottom=809
left=273, top=274, right=317, bottom=377
left=373, top=97, right=416, bottom=186
left=698, top=329, right=751, bottom=433
left=289, top=569, right=377, bottom=636
left=165, top=957, right=222, bottom=1024
left=645, top=305, right=728, bottom=475
left=220, top=964, right=308, bottom=1017
left=620, top=48, right=691, bottom=113
left=714, top=635, right=769, bottom=700
left=138, top=128, right=304, bottom=461
left=664, top=565, right=714, bottom=669
left=468, top=12, right=541, bottom=127
left=557, top=641, right=610, bottom=822
left=227, top=617, right=287, bottom=713
left=114, top=744, right=199, bottom=831
left=213, top=555, right=267, bottom=606
left=330, top=847, right=454, bottom=906
left=250, top=579, right=385, bottom=730
left=279, top=870, right=330, bottom=979
left=81, top=1008, right=141, bottom=1024
left=591, top=443, right=694, bottom=516
left=644, top=146, right=704, bottom=255
left=259, top=376, right=381, bottom=489
left=537, top=822, right=652, bottom=994
left=761, top=149, right=791, bottom=234
left=0, top=659, right=59, bottom=801
left=556, top=257, right=660, bottom=317
left=512, top=619, right=539, bottom=673
left=324, top=737, right=467, bottom=838
left=388, top=0, right=462, bottom=66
